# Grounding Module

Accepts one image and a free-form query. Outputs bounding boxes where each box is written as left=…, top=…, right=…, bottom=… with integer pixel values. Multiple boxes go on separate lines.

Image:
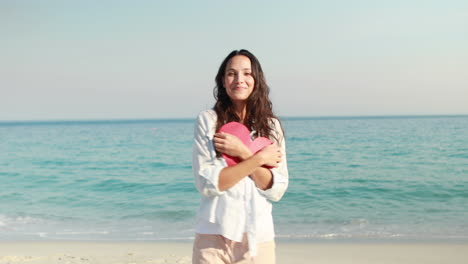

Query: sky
left=1, top=0, right=467, bottom=121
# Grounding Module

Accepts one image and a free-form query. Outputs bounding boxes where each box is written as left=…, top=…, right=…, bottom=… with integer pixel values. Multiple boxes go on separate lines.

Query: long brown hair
left=213, top=49, right=283, bottom=143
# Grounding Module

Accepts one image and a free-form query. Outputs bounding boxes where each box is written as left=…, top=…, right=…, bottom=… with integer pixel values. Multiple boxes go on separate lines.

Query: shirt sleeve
left=192, top=111, right=226, bottom=197
left=256, top=118, right=289, bottom=202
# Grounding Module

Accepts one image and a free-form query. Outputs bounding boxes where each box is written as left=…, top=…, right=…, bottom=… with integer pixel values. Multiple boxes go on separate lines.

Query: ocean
left=1, top=116, right=467, bottom=242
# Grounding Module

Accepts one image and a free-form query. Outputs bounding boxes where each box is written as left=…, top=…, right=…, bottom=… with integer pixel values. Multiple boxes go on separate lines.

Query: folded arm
left=213, top=132, right=282, bottom=192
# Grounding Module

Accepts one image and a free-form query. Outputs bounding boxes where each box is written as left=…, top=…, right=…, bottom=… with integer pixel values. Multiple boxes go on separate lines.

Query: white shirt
left=192, top=110, right=289, bottom=256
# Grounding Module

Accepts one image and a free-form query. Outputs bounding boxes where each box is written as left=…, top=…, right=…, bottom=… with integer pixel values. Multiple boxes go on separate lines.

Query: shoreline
left=3, top=235, right=468, bottom=243
left=1, top=240, right=467, bottom=264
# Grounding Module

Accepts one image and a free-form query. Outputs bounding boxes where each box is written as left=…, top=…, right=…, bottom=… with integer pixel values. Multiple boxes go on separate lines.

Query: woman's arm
left=249, top=167, right=274, bottom=190
left=217, top=153, right=264, bottom=191
left=214, top=133, right=281, bottom=191
left=257, top=119, right=289, bottom=201
left=193, top=112, right=227, bottom=196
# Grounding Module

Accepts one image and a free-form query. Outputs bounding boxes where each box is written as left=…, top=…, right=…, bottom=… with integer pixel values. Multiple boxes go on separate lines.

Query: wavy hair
left=213, top=49, right=283, bottom=143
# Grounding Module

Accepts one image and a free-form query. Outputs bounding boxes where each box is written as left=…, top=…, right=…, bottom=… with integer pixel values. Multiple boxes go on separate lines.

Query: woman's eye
left=227, top=72, right=235, bottom=76
left=245, top=72, right=252, bottom=76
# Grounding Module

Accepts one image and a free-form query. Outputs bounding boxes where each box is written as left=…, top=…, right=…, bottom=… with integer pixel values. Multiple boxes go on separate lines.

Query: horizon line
left=0, top=114, right=467, bottom=125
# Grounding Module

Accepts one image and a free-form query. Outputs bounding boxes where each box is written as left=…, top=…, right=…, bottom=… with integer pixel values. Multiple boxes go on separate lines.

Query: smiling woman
left=223, top=55, right=255, bottom=103
left=192, top=49, right=289, bottom=263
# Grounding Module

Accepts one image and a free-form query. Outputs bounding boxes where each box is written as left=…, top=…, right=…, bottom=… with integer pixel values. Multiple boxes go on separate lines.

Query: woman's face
left=223, top=55, right=255, bottom=104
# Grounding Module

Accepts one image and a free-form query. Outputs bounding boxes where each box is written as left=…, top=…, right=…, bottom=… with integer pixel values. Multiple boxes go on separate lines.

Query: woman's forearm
left=221, top=149, right=274, bottom=191
left=249, top=167, right=274, bottom=190
left=240, top=149, right=274, bottom=190
left=218, top=154, right=264, bottom=191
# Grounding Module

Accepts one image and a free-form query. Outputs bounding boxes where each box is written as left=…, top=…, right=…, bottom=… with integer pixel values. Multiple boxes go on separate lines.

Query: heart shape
left=218, top=122, right=273, bottom=167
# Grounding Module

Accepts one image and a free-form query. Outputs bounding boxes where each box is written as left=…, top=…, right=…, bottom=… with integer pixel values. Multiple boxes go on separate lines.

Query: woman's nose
left=235, top=74, right=244, bottom=83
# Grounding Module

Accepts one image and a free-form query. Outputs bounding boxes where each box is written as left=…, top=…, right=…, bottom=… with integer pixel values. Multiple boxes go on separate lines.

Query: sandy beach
left=1, top=241, right=467, bottom=264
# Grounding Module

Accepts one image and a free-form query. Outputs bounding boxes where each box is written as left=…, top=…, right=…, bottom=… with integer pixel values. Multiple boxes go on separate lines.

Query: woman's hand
left=255, top=144, right=282, bottom=168
left=214, top=132, right=252, bottom=160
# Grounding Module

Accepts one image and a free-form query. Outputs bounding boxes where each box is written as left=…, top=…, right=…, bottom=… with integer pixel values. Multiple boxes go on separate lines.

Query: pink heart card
left=218, top=122, right=273, bottom=167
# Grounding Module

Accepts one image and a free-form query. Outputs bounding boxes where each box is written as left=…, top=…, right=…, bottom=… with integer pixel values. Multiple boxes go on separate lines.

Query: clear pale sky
left=1, top=0, right=467, bottom=121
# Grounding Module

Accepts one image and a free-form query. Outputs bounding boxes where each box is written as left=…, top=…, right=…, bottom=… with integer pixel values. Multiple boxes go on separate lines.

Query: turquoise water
left=1, top=116, right=467, bottom=241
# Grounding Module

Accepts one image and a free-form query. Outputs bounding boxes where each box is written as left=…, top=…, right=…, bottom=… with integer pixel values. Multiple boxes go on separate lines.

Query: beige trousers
left=192, top=233, right=275, bottom=264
